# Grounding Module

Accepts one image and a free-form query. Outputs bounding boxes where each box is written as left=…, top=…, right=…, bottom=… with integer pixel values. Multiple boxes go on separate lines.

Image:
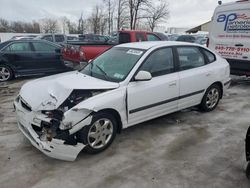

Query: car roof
left=116, top=41, right=202, bottom=50
left=4, top=39, right=62, bottom=47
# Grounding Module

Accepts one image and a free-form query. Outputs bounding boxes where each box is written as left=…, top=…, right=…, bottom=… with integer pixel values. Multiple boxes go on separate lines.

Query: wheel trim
left=0, top=67, right=11, bottom=81
left=206, top=88, right=219, bottom=109
left=87, top=118, right=113, bottom=149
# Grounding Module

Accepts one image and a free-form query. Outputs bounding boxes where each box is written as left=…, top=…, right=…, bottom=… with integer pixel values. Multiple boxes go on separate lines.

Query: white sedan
left=14, top=41, right=231, bottom=161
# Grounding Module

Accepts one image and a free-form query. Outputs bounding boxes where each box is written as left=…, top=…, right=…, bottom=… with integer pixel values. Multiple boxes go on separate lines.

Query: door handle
left=169, top=82, right=177, bottom=87
left=243, top=56, right=248, bottom=59
left=235, top=44, right=244, bottom=47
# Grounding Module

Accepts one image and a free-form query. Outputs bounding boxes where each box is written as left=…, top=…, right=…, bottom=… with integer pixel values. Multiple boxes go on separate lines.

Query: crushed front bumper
left=14, top=99, right=86, bottom=161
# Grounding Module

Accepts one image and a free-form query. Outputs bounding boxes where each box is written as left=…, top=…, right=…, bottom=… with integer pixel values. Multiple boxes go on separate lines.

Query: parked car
left=63, top=30, right=164, bottom=64
left=34, top=34, right=67, bottom=45
left=0, top=39, right=71, bottom=81
left=176, top=35, right=196, bottom=43
left=195, top=37, right=208, bottom=46
left=14, top=41, right=231, bottom=161
left=208, top=0, right=250, bottom=76
left=246, top=126, right=250, bottom=179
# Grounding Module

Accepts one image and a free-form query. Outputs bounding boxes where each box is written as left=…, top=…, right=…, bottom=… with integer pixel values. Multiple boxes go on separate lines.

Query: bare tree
left=41, top=18, right=59, bottom=33
left=116, top=0, right=128, bottom=30
left=32, top=21, right=40, bottom=33
left=128, top=0, right=149, bottom=30
left=67, top=20, right=78, bottom=34
left=11, top=21, right=24, bottom=33
left=0, top=18, right=10, bottom=32
left=103, top=0, right=115, bottom=34
left=89, top=5, right=105, bottom=34
left=146, top=1, right=169, bottom=31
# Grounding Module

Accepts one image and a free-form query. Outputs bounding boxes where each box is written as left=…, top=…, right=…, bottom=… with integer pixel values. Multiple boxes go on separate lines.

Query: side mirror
left=134, top=71, right=152, bottom=81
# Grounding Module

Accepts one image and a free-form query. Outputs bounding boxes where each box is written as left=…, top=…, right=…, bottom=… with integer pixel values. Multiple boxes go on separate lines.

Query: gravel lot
left=0, top=76, right=250, bottom=188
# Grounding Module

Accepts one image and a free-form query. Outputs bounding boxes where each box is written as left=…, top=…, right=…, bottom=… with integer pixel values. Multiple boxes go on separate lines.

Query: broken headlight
left=59, top=89, right=106, bottom=111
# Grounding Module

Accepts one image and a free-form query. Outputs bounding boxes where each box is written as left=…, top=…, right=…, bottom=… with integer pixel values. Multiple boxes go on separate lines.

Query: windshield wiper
left=95, top=64, right=109, bottom=81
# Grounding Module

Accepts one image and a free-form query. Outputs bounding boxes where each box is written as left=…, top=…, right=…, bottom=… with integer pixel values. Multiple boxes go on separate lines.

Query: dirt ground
left=0, top=76, right=250, bottom=188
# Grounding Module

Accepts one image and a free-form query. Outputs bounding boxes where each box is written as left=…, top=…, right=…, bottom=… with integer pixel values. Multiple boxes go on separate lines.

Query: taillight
left=79, top=50, right=86, bottom=61
left=206, top=38, right=209, bottom=48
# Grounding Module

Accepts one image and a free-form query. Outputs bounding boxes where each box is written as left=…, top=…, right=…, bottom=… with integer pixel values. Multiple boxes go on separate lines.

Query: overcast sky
left=0, top=0, right=235, bottom=28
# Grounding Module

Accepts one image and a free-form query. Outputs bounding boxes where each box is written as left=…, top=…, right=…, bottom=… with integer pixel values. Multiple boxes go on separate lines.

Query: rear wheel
left=0, top=65, right=13, bottom=82
left=200, top=84, right=221, bottom=112
left=77, top=112, right=117, bottom=154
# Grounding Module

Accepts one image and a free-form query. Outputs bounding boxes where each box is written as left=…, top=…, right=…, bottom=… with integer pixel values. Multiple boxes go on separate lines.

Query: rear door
left=31, top=41, right=64, bottom=73
left=176, top=46, right=215, bottom=110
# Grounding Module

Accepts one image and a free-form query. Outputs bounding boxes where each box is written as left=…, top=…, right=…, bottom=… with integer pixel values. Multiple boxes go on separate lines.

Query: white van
left=208, top=0, right=250, bottom=76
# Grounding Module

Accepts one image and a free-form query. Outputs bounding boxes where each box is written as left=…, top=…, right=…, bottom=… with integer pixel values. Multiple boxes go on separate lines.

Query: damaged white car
left=14, top=41, right=231, bottom=161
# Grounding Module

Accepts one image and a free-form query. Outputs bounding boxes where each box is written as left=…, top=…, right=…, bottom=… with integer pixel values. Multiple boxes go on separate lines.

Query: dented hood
left=20, top=71, right=119, bottom=111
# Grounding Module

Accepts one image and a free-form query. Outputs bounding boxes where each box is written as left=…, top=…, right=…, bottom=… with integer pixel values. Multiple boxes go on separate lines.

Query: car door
left=127, top=47, right=179, bottom=125
left=31, top=41, right=64, bottom=73
left=1, top=41, right=35, bottom=75
left=176, top=46, right=215, bottom=110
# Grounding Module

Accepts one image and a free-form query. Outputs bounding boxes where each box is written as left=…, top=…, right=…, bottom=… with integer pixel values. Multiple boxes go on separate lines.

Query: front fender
left=72, top=87, right=127, bottom=126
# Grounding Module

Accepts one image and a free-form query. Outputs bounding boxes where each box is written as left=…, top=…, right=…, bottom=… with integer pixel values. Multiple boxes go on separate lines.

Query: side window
left=4, top=42, right=31, bottom=52
left=135, top=33, right=146, bottom=42
left=147, top=34, right=160, bottom=41
left=55, top=35, right=65, bottom=42
left=119, top=33, right=131, bottom=44
left=177, top=47, right=205, bottom=71
left=32, top=42, right=57, bottom=52
left=202, top=49, right=216, bottom=63
left=42, top=35, right=53, bottom=42
left=140, top=48, right=174, bottom=77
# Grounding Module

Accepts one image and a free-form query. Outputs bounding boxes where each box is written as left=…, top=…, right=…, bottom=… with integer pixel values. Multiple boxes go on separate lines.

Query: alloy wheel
left=87, top=118, right=113, bottom=149
left=206, top=88, right=219, bottom=109
left=0, top=67, right=11, bottom=81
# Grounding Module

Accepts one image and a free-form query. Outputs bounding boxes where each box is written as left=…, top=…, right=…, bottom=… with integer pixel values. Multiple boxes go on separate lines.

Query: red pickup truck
left=62, top=30, right=166, bottom=64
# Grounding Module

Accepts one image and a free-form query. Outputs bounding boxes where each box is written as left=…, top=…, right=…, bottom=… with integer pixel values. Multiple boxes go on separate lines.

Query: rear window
left=135, top=33, right=146, bottom=42
left=147, top=34, right=161, bottom=41
left=119, top=33, right=131, bottom=44
left=202, top=49, right=216, bottom=63
left=32, top=42, right=58, bottom=52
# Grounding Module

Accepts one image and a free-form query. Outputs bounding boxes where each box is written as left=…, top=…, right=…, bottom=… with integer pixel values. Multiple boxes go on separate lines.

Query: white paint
left=15, top=41, right=230, bottom=161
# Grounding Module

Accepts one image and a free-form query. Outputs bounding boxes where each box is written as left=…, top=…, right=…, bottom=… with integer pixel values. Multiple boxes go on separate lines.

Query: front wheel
left=200, top=84, right=221, bottom=112
left=77, top=112, right=117, bottom=154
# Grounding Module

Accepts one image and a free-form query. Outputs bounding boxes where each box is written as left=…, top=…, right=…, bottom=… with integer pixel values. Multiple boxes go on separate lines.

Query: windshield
left=80, top=47, right=145, bottom=82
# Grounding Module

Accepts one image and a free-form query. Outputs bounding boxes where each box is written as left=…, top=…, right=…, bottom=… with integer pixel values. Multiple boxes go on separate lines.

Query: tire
left=77, top=112, right=117, bottom=154
left=246, top=162, right=250, bottom=179
left=200, top=84, right=221, bottom=112
left=0, top=65, right=13, bottom=82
